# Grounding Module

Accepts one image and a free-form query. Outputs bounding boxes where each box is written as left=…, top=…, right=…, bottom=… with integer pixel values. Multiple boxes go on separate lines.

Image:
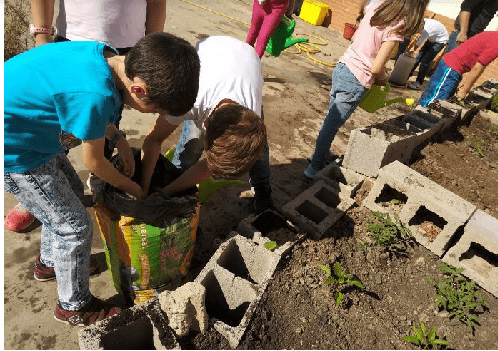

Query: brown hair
left=370, top=0, right=430, bottom=37
left=204, top=103, right=267, bottom=179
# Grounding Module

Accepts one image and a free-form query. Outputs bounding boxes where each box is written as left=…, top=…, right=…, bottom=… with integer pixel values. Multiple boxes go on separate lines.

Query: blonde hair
left=204, top=104, right=267, bottom=179
left=370, top=0, right=430, bottom=37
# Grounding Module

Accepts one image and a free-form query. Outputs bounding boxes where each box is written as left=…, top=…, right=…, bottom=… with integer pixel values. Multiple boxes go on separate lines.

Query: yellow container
left=299, top=0, right=330, bottom=26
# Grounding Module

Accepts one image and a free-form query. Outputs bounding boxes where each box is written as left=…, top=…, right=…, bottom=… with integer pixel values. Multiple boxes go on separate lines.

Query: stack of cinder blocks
left=78, top=299, right=179, bottom=350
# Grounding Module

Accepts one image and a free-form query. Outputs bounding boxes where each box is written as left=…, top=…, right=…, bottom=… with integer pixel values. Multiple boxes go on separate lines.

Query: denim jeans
left=310, top=62, right=367, bottom=171
left=445, top=31, right=459, bottom=53
left=411, top=41, right=446, bottom=84
left=172, top=107, right=271, bottom=186
left=417, top=59, right=462, bottom=108
left=4, top=153, right=92, bottom=310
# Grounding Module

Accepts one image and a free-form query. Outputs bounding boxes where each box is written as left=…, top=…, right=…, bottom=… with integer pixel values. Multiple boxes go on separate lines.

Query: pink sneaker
left=4, top=204, right=36, bottom=232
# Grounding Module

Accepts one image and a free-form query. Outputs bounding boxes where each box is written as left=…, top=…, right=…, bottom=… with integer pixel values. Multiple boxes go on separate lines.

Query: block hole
left=314, top=187, right=340, bottom=208
left=297, top=200, right=328, bottom=224
left=374, top=185, right=408, bottom=211
left=101, top=315, right=156, bottom=349
left=217, top=240, right=256, bottom=284
left=459, top=242, right=498, bottom=272
left=251, top=210, right=298, bottom=245
left=408, top=206, right=447, bottom=241
left=202, top=271, right=250, bottom=327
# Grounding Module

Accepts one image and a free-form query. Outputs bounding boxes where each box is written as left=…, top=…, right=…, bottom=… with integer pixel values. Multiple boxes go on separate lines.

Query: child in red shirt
left=417, top=31, right=498, bottom=107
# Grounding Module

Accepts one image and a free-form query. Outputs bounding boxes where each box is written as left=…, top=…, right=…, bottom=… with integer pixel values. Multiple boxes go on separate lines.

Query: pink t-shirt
left=339, top=2, right=404, bottom=88
left=444, top=31, right=498, bottom=74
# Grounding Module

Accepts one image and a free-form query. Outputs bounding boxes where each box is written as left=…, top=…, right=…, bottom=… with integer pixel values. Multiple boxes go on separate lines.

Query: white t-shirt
left=417, top=18, right=449, bottom=45
left=56, top=0, right=147, bottom=48
left=165, top=36, right=263, bottom=130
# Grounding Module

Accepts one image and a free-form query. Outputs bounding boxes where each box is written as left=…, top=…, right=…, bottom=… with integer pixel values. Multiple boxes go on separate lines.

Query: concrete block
left=78, top=299, right=179, bottom=350
left=194, top=234, right=283, bottom=348
left=158, top=282, right=209, bottom=337
left=363, top=161, right=476, bottom=256
left=237, top=209, right=305, bottom=255
left=478, top=109, right=498, bottom=125
left=443, top=210, right=498, bottom=298
left=342, top=126, right=419, bottom=177
left=478, top=79, right=498, bottom=95
left=280, top=180, right=355, bottom=239
left=314, top=164, right=365, bottom=198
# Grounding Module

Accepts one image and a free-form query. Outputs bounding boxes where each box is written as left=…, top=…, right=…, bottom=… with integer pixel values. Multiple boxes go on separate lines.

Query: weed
left=264, top=241, right=277, bottom=251
left=356, top=239, right=371, bottom=252
left=427, top=263, right=488, bottom=332
left=467, top=138, right=485, bottom=156
left=363, top=211, right=412, bottom=252
left=318, top=262, right=364, bottom=307
left=391, top=199, right=404, bottom=205
left=492, top=124, right=498, bottom=135
left=403, top=321, right=450, bottom=350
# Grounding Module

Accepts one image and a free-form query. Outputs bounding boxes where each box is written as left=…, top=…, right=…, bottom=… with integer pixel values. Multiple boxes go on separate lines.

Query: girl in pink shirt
left=305, top=0, right=430, bottom=179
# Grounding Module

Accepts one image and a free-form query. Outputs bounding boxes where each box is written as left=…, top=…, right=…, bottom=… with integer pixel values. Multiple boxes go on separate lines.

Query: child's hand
left=116, top=139, right=135, bottom=177
left=125, top=182, right=145, bottom=200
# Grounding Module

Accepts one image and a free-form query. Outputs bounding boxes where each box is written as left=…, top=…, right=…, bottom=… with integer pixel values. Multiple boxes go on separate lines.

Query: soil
left=4, top=0, right=498, bottom=349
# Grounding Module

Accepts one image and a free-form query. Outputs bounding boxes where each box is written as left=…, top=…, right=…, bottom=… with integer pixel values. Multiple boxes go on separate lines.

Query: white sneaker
left=408, top=82, right=421, bottom=90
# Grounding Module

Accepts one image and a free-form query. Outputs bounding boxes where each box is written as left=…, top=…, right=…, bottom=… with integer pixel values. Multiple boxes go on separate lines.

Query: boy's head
left=204, top=103, right=267, bottom=179
left=124, top=33, right=200, bottom=116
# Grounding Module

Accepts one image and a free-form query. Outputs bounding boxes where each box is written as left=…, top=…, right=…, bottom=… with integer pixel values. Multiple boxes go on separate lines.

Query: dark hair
left=125, top=32, right=200, bottom=116
left=370, top=0, right=430, bottom=37
left=204, top=104, right=267, bottom=179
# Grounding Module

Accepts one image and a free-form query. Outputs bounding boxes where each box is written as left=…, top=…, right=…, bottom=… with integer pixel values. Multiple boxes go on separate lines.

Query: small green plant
left=318, top=262, right=364, bottom=307
left=492, top=124, right=498, bottom=134
left=356, top=239, right=371, bottom=252
left=391, top=199, right=404, bottom=205
left=467, top=138, right=485, bottom=156
left=264, top=241, right=277, bottom=251
left=402, top=321, right=450, bottom=349
left=427, top=263, right=488, bottom=332
left=490, top=92, right=498, bottom=113
left=364, top=211, right=412, bottom=252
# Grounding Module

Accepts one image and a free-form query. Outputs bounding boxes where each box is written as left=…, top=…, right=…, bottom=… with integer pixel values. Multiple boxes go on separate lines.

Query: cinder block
left=386, top=112, right=445, bottom=145
left=194, top=234, right=283, bottom=348
left=280, top=180, right=355, bottom=239
left=237, top=209, right=305, bottom=255
left=78, top=299, right=179, bottom=350
left=363, top=161, right=476, bottom=256
left=342, top=126, right=420, bottom=177
left=443, top=210, right=498, bottom=298
left=314, top=164, right=365, bottom=198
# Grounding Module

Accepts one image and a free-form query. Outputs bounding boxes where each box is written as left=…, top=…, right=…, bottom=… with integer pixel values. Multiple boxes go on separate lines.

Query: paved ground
left=3, top=0, right=422, bottom=348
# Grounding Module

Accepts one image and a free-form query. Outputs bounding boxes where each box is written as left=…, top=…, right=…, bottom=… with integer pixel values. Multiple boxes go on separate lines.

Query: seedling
left=356, top=239, right=371, bottom=252
left=363, top=211, right=412, bottom=252
left=391, top=199, right=404, bottom=205
left=264, top=241, right=277, bottom=251
left=427, top=263, right=488, bottom=332
left=467, top=138, right=485, bottom=156
left=492, top=124, right=498, bottom=135
left=318, top=262, right=364, bottom=307
left=402, top=321, right=450, bottom=350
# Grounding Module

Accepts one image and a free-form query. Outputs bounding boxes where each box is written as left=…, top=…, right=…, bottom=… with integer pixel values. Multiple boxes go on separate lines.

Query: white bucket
left=390, top=52, right=416, bottom=86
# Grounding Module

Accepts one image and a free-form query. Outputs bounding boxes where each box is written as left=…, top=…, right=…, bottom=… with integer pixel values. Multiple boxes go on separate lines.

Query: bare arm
left=456, top=61, right=486, bottom=100
left=82, top=138, right=143, bottom=199
left=162, top=159, right=213, bottom=196
left=371, top=40, right=397, bottom=85
left=456, top=10, right=471, bottom=44
left=145, top=0, right=166, bottom=34
left=30, top=0, right=55, bottom=46
left=286, top=0, right=295, bottom=17
left=141, top=115, right=177, bottom=194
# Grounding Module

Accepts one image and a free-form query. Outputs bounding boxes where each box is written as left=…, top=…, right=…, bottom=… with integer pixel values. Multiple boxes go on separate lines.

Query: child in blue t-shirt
left=4, top=33, right=200, bottom=326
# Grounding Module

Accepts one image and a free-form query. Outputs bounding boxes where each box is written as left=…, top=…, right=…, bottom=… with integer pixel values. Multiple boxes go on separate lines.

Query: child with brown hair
left=304, top=0, right=430, bottom=179
left=4, top=32, right=200, bottom=326
left=141, top=36, right=271, bottom=212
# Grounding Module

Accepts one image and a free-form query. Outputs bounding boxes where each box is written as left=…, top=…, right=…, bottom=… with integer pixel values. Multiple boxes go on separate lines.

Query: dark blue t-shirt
left=4, top=41, right=122, bottom=172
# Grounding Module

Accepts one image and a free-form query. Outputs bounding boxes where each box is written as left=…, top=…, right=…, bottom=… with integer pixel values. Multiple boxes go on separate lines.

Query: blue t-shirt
left=4, top=41, right=122, bottom=173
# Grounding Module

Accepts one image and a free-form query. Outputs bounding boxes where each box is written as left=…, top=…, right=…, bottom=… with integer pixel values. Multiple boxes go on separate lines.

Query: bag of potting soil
left=94, top=148, right=200, bottom=305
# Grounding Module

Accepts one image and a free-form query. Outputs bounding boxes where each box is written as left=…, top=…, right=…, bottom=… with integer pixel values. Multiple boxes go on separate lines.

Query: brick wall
left=311, top=0, right=498, bottom=88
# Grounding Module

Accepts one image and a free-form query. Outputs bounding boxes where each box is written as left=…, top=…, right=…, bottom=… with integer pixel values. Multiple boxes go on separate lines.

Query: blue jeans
left=411, top=41, right=446, bottom=84
left=310, top=62, right=367, bottom=171
left=445, top=31, right=459, bottom=53
left=172, top=107, right=271, bottom=186
left=4, top=153, right=92, bottom=310
left=418, top=59, right=462, bottom=107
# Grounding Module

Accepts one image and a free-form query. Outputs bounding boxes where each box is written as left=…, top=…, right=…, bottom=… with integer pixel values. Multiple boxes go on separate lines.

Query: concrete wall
left=313, top=0, right=498, bottom=88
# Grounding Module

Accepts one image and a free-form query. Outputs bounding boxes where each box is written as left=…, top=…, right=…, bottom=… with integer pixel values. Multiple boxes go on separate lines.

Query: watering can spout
left=284, top=37, right=309, bottom=48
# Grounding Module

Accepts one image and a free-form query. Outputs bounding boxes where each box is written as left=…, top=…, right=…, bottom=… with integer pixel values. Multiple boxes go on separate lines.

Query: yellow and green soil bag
left=95, top=149, right=200, bottom=305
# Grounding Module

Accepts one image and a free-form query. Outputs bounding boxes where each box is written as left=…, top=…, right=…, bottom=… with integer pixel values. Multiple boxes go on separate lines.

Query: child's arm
left=145, top=0, right=167, bottom=35
left=82, top=138, right=143, bottom=199
left=456, top=61, right=486, bottom=100
left=105, top=124, right=134, bottom=177
left=141, top=115, right=177, bottom=195
left=371, top=41, right=398, bottom=85
left=162, top=159, right=213, bottom=196
left=456, top=10, right=471, bottom=44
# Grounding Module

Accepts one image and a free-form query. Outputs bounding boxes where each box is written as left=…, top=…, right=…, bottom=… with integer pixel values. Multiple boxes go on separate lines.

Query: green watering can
left=265, top=16, right=309, bottom=57
left=359, top=82, right=415, bottom=113
left=165, top=148, right=246, bottom=204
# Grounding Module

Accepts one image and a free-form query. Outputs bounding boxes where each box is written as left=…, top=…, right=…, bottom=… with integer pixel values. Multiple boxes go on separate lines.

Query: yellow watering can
left=359, top=82, right=414, bottom=113
left=165, top=148, right=246, bottom=204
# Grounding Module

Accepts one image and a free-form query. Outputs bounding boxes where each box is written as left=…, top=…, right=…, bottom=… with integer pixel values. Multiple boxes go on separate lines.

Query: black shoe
left=253, top=183, right=274, bottom=213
